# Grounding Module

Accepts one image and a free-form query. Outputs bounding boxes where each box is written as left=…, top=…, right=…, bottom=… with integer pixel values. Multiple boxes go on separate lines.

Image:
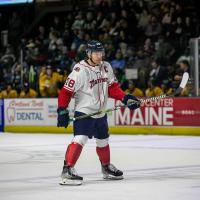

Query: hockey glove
left=57, top=108, right=70, bottom=128
left=122, top=94, right=141, bottom=110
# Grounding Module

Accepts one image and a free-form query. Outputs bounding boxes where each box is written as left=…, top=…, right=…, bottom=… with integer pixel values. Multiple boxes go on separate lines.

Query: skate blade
left=103, top=175, right=124, bottom=180
left=59, top=178, right=83, bottom=186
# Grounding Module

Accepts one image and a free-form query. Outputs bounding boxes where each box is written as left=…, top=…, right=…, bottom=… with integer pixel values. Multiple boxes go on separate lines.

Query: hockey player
left=57, top=40, right=140, bottom=185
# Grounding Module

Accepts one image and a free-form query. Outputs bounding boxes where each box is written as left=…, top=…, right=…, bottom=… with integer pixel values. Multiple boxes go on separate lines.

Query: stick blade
left=180, top=72, right=189, bottom=88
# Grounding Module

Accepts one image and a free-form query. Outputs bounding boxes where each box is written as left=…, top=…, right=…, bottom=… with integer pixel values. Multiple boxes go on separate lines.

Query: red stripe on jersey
left=108, top=82, right=125, bottom=101
left=63, top=85, right=74, bottom=92
left=58, top=87, right=74, bottom=108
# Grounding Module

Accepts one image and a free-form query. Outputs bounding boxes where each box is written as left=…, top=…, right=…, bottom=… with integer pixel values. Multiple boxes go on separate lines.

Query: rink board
left=4, top=125, right=200, bottom=136
left=2, top=98, right=200, bottom=135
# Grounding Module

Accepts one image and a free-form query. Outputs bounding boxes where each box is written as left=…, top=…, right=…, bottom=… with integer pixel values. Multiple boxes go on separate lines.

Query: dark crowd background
left=0, top=0, right=199, bottom=98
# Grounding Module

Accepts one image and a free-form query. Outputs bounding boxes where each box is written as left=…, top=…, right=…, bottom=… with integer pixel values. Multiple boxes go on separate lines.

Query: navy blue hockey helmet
left=86, top=40, right=105, bottom=56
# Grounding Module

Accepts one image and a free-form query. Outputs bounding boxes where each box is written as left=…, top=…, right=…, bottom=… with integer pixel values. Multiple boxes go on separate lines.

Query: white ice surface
left=0, top=133, right=200, bottom=200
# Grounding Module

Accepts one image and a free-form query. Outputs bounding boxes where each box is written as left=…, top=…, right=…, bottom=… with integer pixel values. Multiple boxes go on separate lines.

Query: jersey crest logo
left=89, top=77, right=108, bottom=88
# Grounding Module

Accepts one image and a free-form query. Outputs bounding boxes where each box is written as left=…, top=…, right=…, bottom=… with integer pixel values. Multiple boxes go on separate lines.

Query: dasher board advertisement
left=115, top=98, right=200, bottom=126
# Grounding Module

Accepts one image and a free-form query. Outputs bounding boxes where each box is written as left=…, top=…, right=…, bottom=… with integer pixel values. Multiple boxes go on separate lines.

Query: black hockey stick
left=70, top=72, right=189, bottom=122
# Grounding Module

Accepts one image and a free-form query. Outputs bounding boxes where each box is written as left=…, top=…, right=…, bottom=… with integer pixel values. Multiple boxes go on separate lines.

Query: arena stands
left=0, top=0, right=199, bottom=98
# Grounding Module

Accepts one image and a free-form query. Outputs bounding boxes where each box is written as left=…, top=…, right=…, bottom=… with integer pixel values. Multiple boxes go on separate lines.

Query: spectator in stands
left=111, top=50, right=125, bottom=69
left=48, top=31, right=64, bottom=52
left=173, top=17, right=184, bottom=39
left=162, top=12, right=172, bottom=26
left=104, top=42, right=115, bottom=61
left=125, top=47, right=136, bottom=69
left=19, top=82, right=37, bottom=98
left=125, top=80, right=144, bottom=97
left=84, top=12, right=96, bottom=32
left=149, top=57, right=168, bottom=87
left=133, top=49, right=148, bottom=69
left=39, top=65, right=60, bottom=97
left=137, top=9, right=151, bottom=30
left=0, top=46, right=16, bottom=73
left=145, top=79, right=162, bottom=97
left=143, top=38, right=154, bottom=56
left=70, top=30, right=85, bottom=51
left=161, top=80, right=173, bottom=96
left=155, top=35, right=175, bottom=65
left=0, top=83, right=18, bottom=98
left=25, top=39, right=40, bottom=65
left=161, top=11, right=174, bottom=37
left=119, top=42, right=127, bottom=58
left=109, top=20, right=121, bottom=38
left=174, top=60, right=190, bottom=81
left=72, top=12, right=85, bottom=30
left=145, top=16, right=162, bottom=40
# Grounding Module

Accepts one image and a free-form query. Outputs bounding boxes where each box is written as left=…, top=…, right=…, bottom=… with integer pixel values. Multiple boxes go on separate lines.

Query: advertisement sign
left=0, top=99, right=4, bottom=132
left=115, top=98, right=200, bottom=126
left=172, top=98, right=200, bottom=126
left=4, top=98, right=115, bottom=127
left=4, top=97, right=200, bottom=129
left=4, top=99, right=57, bottom=126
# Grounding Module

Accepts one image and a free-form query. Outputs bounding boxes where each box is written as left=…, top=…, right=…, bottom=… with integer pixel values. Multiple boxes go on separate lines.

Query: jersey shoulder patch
left=74, top=67, right=80, bottom=72
left=72, top=63, right=84, bottom=73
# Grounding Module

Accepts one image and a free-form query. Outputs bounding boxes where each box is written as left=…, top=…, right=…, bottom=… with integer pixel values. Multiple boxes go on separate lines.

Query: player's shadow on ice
left=82, top=165, right=200, bottom=185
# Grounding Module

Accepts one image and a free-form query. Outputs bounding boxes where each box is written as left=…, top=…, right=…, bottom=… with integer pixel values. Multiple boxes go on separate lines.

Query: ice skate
left=60, top=164, right=83, bottom=186
left=101, top=163, right=123, bottom=180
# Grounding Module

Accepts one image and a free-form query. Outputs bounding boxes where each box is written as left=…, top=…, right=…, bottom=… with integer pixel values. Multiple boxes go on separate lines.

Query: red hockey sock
left=65, top=142, right=83, bottom=167
left=96, top=145, right=110, bottom=165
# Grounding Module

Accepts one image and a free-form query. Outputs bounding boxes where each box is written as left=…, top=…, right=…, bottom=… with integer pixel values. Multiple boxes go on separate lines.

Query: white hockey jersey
left=63, top=60, right=116, bottom=118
